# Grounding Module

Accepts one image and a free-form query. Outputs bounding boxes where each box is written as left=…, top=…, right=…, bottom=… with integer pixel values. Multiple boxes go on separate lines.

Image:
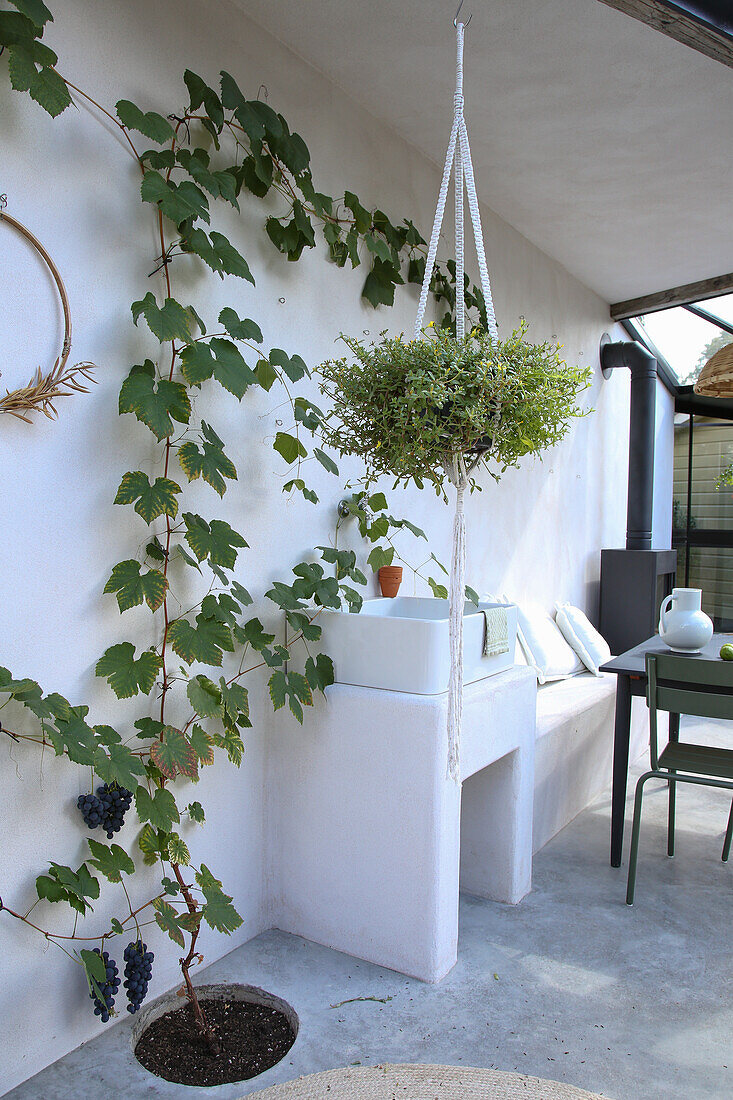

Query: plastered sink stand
left=272, top=664, right=536, bottom=982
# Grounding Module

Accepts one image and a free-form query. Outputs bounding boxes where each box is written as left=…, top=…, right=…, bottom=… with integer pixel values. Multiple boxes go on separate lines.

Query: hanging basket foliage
left=317, top=322, right=592, bottom=494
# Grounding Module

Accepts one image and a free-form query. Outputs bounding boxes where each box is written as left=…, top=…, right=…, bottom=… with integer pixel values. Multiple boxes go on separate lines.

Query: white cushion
left=554, top=603, right=611, bottom=676
left=515, top=602, right=584, bottom=684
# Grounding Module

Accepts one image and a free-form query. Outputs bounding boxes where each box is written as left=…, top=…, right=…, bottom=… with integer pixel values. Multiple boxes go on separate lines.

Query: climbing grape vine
left=0, top=0, right=484, bottom=1046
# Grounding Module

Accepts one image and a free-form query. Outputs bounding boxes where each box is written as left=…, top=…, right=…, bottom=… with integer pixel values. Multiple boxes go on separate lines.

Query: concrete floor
left=6, top=717, right=733, bottom=1100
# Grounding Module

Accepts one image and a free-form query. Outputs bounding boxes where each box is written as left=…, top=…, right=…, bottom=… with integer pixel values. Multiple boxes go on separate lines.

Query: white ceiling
left=233, top=0, right=733, bottom=306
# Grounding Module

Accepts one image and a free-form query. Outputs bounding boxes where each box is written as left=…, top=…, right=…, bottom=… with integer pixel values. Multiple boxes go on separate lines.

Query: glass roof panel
left=634, top=293, right=733, bottom=384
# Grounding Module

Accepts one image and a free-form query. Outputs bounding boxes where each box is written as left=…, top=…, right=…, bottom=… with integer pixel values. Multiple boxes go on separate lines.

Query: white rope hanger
left=414, top=12, right=498, bottom=781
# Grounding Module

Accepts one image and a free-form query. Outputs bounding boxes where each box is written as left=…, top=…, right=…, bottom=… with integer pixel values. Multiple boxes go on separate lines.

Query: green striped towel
left=482, top=606, right=509, bottom=657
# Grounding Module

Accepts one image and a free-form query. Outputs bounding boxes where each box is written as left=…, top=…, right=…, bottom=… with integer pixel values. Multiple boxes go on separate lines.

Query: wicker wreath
left=0, top=200, right=95, bottom=423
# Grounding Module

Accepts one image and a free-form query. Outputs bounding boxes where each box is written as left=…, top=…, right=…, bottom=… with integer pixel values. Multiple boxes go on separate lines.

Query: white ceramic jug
left=658, top=587, right=713, bottom=653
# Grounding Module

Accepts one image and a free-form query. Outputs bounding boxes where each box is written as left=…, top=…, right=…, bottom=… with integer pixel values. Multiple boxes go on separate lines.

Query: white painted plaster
left=653, top=379, right=675, bottom=550
left=0, top=0, right=658, bottom=1090
left=236, top=0, right=733, bottom=304
left=271, top=667, right=536, bottom=983
left=533, top=673, right=650, bottom=854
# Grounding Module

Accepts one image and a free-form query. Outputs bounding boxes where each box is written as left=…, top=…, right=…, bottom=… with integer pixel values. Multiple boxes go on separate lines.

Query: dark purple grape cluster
left=77, top=784, right=133, bottom=839
left=123, top=940, right=154, bottom=1014
left=89, top=949, right=119, bottom=1023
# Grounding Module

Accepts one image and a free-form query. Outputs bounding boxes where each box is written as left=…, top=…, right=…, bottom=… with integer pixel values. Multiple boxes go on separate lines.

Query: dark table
left=600, top=633, right=729, bottom=867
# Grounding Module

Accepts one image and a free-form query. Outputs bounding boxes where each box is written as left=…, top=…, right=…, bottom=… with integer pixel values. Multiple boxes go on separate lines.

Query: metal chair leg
left=723, top=799, right=733, bottom=863
left=627, top=772, right=654, bottom=906
left=667, top=771, right=676, bottom=858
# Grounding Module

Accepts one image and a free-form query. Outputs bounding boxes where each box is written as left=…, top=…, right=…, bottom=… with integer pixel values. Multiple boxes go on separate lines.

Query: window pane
left=692, top=420, right=733, bottom=531
left=636, top=307, right=723, bottom=383
left=687, top=547, right=733, bottom=632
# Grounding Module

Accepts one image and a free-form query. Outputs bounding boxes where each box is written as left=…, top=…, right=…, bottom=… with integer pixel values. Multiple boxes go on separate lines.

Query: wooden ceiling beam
left=598, top=0, right=733, bottom=68
left=610, top=272, right=733, bottom=320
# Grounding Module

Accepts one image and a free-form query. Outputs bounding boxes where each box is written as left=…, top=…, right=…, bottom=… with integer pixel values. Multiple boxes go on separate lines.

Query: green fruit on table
left=720, top=644, right=733, bottom=661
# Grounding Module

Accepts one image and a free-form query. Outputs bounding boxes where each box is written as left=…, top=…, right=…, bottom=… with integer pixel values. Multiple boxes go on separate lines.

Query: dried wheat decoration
left=0, top=197, right=95, bottom=423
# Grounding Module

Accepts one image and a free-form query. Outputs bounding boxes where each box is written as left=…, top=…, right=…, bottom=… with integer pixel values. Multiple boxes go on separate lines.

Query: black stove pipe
left=600, top=338, right=658, bottom=551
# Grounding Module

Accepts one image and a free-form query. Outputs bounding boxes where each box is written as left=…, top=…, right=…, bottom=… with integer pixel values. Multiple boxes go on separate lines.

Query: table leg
left=611, top=674, right=632, bottom=867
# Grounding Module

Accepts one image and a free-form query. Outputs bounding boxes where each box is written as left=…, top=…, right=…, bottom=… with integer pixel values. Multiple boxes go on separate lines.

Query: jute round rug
left=245, top=1063, right=612, bottom=1099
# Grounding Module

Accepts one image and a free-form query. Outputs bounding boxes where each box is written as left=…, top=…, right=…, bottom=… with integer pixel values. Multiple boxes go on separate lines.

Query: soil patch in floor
left=134, top=996, right=296, bottom=1086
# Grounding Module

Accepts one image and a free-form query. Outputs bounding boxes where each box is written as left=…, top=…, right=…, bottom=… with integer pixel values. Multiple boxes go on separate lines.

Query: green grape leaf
left=340, top=585, right=364, bottom=612
left=146, top=536, right=167, bottom=563
left=80, top=947, right=106, bottom=988
left=182, top=513, right=247, bottom=570
left=8, top=0, right=53, bottom=28
left=268, top=348, right=309, bottom=383
left=104, top=559, right=168, bottom=612
left=218, top=308, right=262, bottom=343
left=219, top=678, right=250, bottom=731
left=189, top=724, right=215, bottom=766
left=200, top=884, right=242, bottom=934
left=27, top=64, right=70, bottom=117
left=183, top=69, right=223, bottom=125
left=168, top=615, right=233, bottom=667
left=313, top=447, right=339, bottom=475
left=135, top=786, right=180, bottom=832
left=427, top=576, right=448, bottom=600
left=95, top=643, right=162, bottom=699
left=187, top=800, right=206, bottom=823
left=149, top=726, right=199, bottom=781
left=255, top=358, right=278, bottom=392
left=267, top=670, right=313, bottom=723
left=36, top=862, right=99, bottom=914
left=46, top=712, right=97, bottom=766
left=180, top=228, right=253, bottom=282
left=93, top=743, right=146, bottom=790
left=367, top=546, right=395, bottom=571
left=177, top=148, right=233, bottom=202
left=137, top=823, right=162, bottom=866
left=119, top=361, right=191, bottom=440
left=179, top=338, right=257, bottom=399
left=140, top=171, right=210, bottom=226
left=210, top=726, right=245, bottom=766
left=116, top=99, right=175, bottom=143
left=134, top=717, right=165, bottom=741
left=131, top=295, right=193, bottom=343
left=166, top=833, right=191, bottom=866
left=208, top=231, right=253, bottom=282
left=187, top=674, right=222, bottom=718
left=304, top=653, right=335, bottom=695
left=178, top=438, right=237, bottom=497
left=87, top=840, right=135, bottom=884
left=153, top=897, right=185, bottom=946
left=273, top=432, right=306, bottom=466
left=196, top=865, right=242, bottom=933
left=114, top=471, right=181, bottom=524
left=465, top=585, right=480, bottom=606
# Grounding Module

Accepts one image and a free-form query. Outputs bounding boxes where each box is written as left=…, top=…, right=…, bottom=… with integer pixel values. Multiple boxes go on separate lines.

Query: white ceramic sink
left=317, top=596, right=518, bottom=695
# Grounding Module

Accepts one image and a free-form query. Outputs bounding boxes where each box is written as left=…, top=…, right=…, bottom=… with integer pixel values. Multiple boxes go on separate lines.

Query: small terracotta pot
left=378, top=565, right=403, bottom=598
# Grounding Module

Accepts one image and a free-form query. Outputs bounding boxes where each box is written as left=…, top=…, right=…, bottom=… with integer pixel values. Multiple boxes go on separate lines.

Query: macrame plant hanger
left=413, top=5, right=499, bottom=781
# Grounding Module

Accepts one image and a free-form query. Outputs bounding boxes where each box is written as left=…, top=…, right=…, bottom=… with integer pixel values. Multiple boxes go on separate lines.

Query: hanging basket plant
left=318, top=322, right=591, bottom=495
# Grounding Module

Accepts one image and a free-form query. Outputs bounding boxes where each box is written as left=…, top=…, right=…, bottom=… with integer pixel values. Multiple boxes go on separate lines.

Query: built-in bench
left=532, top=671, right=649, bottom=854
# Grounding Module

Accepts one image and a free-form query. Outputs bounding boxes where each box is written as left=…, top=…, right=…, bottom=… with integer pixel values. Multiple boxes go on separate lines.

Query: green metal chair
left=626, top=652, right=733, bottom=905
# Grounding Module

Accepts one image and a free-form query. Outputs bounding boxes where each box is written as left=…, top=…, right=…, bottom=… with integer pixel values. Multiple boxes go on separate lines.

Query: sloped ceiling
left=233, top=0, right=733, bottom=306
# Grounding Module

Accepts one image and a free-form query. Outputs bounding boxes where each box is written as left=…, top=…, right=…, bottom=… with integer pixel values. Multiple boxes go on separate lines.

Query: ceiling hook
left=454, top=0, right=472, bottom=27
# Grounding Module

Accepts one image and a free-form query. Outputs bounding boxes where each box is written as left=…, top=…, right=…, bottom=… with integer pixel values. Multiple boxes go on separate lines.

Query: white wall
left=0, top=0, right=641, bottom=1091
left=653, top=378, right=675, bottom=550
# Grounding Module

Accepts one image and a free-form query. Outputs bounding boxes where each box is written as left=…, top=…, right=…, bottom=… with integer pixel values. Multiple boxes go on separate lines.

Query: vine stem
left=171, top=862, right=220, bottom=1054
left=0, top=891, right=167, bottom=943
